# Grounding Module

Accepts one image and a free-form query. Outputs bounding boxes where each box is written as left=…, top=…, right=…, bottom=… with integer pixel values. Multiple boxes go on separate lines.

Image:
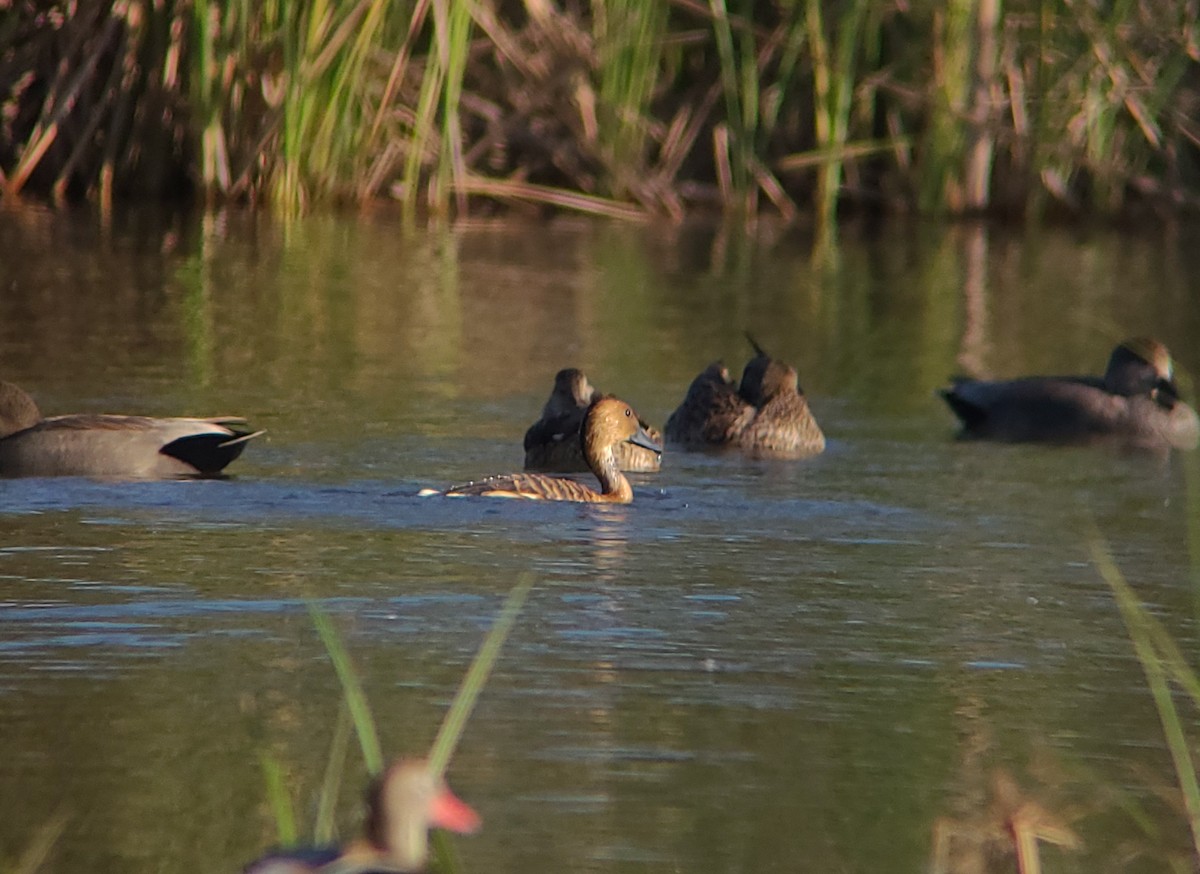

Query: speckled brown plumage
left=665, top=341, right=825, bottom=458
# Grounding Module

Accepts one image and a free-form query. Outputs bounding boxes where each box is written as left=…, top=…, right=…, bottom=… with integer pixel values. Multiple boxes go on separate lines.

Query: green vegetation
left=1, top=1, right=1197, bottom=224
left=3, top=809, right=67, bottom=874
left=426, top=573, right=534, bottom=778
left=259, top=576, right=533, bottom=848
left=1093, top=540, right=1200, bottom=859
left=310, top=604, right=385, bottom=775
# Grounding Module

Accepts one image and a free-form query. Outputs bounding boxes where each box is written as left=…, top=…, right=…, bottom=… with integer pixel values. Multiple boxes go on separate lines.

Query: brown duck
left=665, top=338, right=826, bottom=458
left=244, top=759, right=480, bottom=874
left=523, top=368, right=662, bottom=473
left=663, top=362, right=754, bottom=449
left=939, top=337, right=1200, bottom=451
left=0, top=380, right=262, bottom=478
left=424, top=395, right=661, bottom=503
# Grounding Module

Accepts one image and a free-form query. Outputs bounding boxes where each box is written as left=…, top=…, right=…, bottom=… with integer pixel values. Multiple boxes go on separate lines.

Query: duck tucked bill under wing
left=938, top=337, right=1200, bottom=451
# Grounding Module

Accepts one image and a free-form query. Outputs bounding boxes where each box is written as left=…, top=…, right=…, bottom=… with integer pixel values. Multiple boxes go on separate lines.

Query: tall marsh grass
left=1, top=1, right=1197, bottom=224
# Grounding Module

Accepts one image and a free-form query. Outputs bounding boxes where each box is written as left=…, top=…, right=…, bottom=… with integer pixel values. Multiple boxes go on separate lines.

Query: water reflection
left=584, top=509, right=634, bottom=585
left=1, top=208, right=1199, bottom=873
left=930, top=696, right=1081, bottom=874
left=956, top=223, right=992, bottom=378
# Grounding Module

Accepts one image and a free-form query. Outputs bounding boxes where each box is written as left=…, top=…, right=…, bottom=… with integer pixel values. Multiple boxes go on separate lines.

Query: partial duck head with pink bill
left=245, top=759, right=480, bottom=874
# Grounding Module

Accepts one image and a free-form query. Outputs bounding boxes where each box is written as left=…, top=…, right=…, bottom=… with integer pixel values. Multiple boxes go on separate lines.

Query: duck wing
left=740, top=391, right=825, bottom=458
left=665, top=365, right=754, bottom=447
left=940, top=377, right=1122, bottom=442
left=444, top=472, right=605, bottom=502
left=523, top=409, right=587, bottom=472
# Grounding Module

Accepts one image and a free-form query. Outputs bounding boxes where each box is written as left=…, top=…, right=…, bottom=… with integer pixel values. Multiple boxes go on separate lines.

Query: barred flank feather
left=445, top=473, right=612, bottom=502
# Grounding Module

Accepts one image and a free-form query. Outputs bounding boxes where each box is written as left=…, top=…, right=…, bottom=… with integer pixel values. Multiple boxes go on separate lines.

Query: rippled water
left=1, top=207, right=1199, bottom=873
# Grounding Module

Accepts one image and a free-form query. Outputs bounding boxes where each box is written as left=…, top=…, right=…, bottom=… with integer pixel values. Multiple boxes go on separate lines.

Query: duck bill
left=430, top=787, right=482, bottom=834
left=628, top=424, right=662, bottom=455
left=1154, top=377, right=1181, bottom=409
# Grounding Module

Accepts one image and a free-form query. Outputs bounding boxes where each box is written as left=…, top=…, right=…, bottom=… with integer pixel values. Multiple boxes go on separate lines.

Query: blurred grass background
left=1, top=0, right=1197, bottom=229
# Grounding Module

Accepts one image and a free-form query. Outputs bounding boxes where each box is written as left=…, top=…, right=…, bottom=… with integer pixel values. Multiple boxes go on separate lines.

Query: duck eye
left=625, top=408, right=631, bottom=417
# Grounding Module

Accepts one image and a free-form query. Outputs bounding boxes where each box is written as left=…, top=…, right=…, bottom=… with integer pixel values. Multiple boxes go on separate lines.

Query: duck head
left=693, top=361, right=733, bottom=392
left=583, top=396, right=662, bottom=456
left=363, top=760, right=480, bottom=872
left=544, top=368, right=597, bottom=417
left=1104, top=338, right=1179, bottom=401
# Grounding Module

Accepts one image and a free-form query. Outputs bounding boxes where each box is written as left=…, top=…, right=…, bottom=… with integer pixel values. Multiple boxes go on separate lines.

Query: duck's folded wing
left=445, top=472, right=601, bottom=501
left=0, top=415, right=261, bottom=477
left=523, top=410, right=583, bottom=452
left=523, top=411, right=589, bottom=472
left=940, top=378, right=1122, bottom=441
left=741, top=393, right=825, bottom=457
left=666, top=380, right=752, bottom=447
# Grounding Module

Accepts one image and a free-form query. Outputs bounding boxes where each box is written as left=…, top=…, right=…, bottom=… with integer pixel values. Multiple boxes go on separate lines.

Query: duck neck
left=587, top=445, right=632, bottom=501
left=362, top=775, right=430, bottom=873
left=387, top=820, right=429, bottom=872
left=364, top=812, right=428, bottom=872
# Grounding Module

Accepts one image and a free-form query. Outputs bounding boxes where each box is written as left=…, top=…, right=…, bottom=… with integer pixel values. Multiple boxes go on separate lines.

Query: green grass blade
left=595, top=0, right=667, bottom=196
left=259, top=754, right=299, bottom=846
left=1189, top=442, right=1200, bottom=616
left=707, top=0, right=747, bottom=203
left=1091, top=539, right=1200, bottom=853
left=314, top=704, right=353, bottom=843
left=427, top=573, right=535, bottom=779
left=440, top=0, right=473, bottom=216
left=1091, top=539, right=1200, bottom=706
left=399, top=15, right=446, bottom=220
left=309, top=604, right=384, bottom=776
left=9, top=807, right=68, bottom=874
left=429, top=828, right=465, bottom=874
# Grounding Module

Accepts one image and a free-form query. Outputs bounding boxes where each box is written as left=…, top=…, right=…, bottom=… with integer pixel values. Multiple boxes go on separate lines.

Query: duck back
left=941, top=372, right=1200, bottom=450
left=739, top=390, right=826, bottom=458
left=664, top=363, right=754, bottom=448
left=0, top=414, right=260, bottom=478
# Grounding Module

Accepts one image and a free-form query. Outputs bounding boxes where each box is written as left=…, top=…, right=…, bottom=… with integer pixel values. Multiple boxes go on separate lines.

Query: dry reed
left=1, top=0, right=1197, bottom=226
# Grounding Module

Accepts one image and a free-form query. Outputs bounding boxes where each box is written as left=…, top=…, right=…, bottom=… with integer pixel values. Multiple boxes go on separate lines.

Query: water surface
left=1, top=207, right=1199, bottom=873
